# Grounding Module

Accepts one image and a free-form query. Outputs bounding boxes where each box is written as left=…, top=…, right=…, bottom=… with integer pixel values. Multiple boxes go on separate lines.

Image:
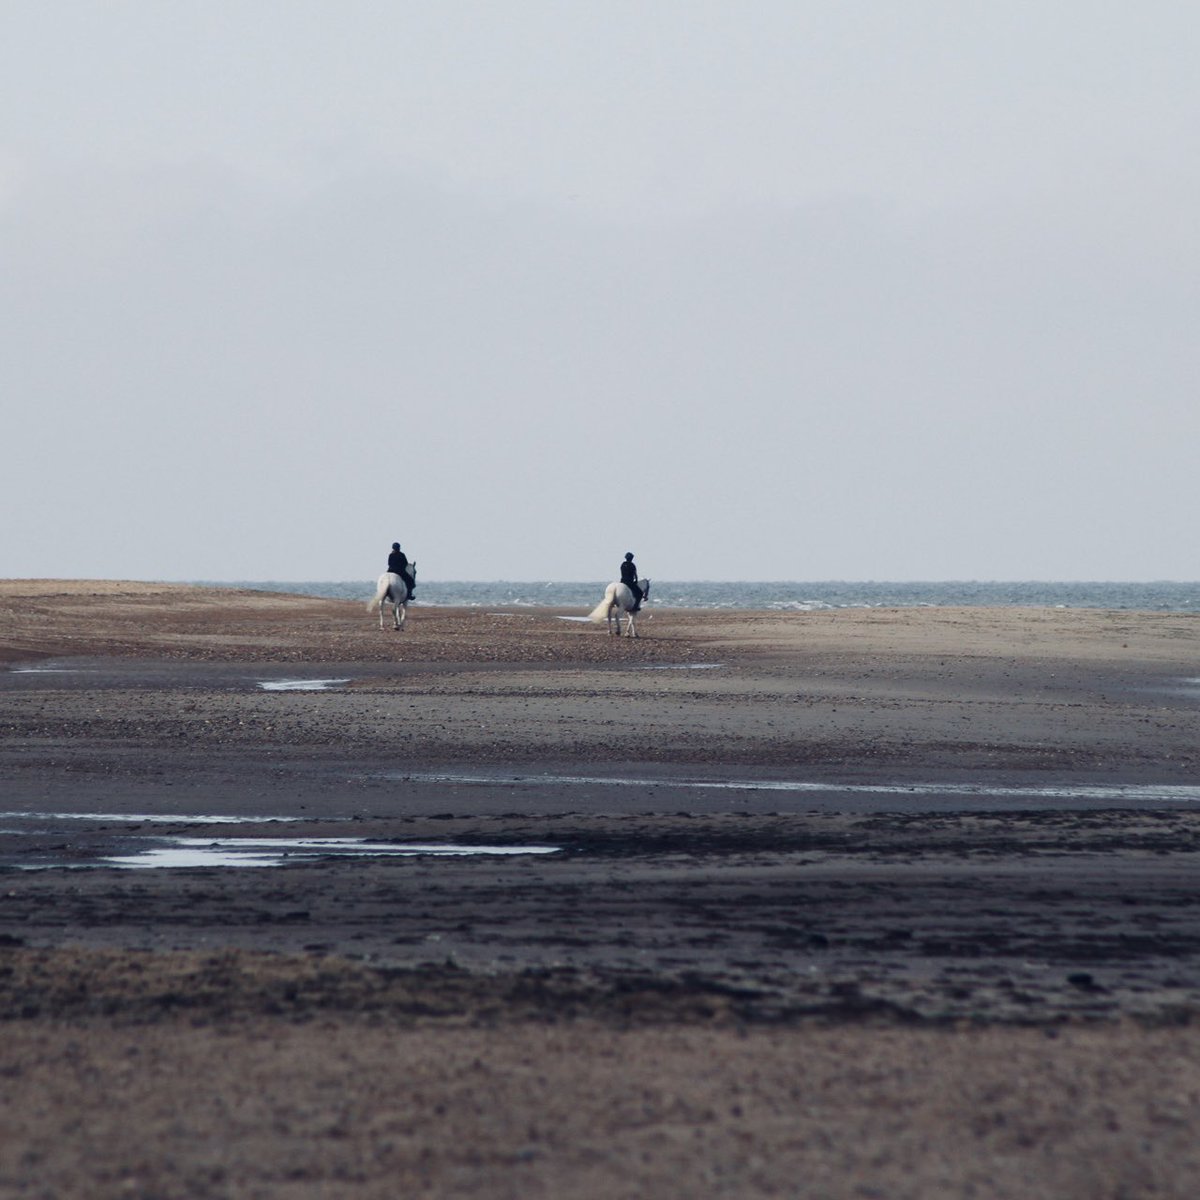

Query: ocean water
left=203, top=580, right=1200, bottom=612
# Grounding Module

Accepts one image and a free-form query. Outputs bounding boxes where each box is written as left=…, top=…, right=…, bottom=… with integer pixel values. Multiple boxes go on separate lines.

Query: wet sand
left=3, top=580, right=1200, bottom=1197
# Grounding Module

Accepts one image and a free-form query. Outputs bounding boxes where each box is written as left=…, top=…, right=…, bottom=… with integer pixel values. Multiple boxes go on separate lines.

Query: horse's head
left=641, top=578, right=650, bottom=600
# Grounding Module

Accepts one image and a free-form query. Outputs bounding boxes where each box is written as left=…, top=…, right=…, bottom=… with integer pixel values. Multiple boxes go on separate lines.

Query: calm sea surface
left=201, top=581, right=1200, bottom=612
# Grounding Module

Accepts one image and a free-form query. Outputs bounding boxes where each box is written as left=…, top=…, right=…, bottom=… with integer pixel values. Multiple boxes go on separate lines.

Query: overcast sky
left=3, top=2, right=1197, bottom=581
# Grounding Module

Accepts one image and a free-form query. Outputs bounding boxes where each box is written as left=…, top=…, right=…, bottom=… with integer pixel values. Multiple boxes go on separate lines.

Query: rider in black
left=620, top=552, right=643, bottom=611
left=388, top=542, right=415, bottom=601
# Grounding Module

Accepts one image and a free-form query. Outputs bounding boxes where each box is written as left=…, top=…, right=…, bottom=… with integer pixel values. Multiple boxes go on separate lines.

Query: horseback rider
left=387, top=542, right=415, bottom=601
left=620, top=552, right=644, bottom=611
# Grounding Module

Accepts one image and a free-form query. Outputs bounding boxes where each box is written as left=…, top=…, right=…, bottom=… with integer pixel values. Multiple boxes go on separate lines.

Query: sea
left=201, top=580, right=1200, bottom=613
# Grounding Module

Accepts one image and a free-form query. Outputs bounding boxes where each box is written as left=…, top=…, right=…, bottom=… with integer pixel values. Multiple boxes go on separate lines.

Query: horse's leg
left=627, top=610, right=637, bottom=638
left=396, top=601, right=406, bottom=631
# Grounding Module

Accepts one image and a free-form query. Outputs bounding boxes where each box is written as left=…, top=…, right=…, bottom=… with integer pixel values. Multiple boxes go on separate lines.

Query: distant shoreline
left=195, top=578, right=1200, bottom=612
left=5, top=576, right=1200, bottom=612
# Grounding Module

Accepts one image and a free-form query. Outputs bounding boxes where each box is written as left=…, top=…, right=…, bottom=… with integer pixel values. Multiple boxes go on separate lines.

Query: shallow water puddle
left=635, top=663, right=724, bottom=670
left=397, top=772, right=1200, bottom=804
left=257, top=678, right=351, bottom=692
left=10, top=667, right=92, bottom=674
left=104, top=837, right=560, bottom=869
left=0, top=810, right=291, bottom=826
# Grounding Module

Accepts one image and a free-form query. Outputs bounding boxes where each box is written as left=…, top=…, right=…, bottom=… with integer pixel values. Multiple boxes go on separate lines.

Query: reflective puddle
left=636, top=663, right=724, bottom=670
left=104, top=837, right=560, bottom=869
left=10, top=667, right=92, bottom=674
left=397, top=771, right=1200, bottom=805
left=0, top=810, right=290, bottom=825
left=1, top=815, right=561, bottom=871
left=257, top=678, right=351, bottom=692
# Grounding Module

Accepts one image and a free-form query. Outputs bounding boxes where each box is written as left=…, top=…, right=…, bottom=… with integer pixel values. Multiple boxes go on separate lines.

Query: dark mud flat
left=6, top=809, right=1200, bottom=1026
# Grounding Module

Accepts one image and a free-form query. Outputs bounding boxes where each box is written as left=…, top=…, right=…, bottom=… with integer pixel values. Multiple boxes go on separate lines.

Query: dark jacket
left=388, top=549, right=409, bottom=576
left=620, top=560, right=638, bottom=587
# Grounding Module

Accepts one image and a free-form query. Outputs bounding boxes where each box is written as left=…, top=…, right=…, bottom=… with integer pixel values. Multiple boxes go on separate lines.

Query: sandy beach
left=3, top=580, right=1200, bottom=1198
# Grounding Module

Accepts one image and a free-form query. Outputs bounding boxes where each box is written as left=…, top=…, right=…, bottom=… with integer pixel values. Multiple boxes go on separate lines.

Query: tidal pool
left=394, top=772, right=1200, bottom=805
left=635, top=663, right=724, bottom=670
left=103, top=836, right=560, bottom=869
left=257, top=678, right=351, bottom=692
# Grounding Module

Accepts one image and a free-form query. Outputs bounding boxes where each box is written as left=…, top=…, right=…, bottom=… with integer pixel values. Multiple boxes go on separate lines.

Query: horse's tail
left=588, top=584, right=616, bottom=623
left=367, top=576, right=388, bottom=612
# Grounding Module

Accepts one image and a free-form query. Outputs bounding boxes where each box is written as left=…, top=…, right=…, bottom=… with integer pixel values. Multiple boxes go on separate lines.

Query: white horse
left=588, top=578, right=650, bottom=638
left=368, top=563, right=416, bottom=631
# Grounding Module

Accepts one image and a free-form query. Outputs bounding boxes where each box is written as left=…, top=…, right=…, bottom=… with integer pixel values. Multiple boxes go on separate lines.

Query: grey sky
left=3, top=2, right=1197, bottom=581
